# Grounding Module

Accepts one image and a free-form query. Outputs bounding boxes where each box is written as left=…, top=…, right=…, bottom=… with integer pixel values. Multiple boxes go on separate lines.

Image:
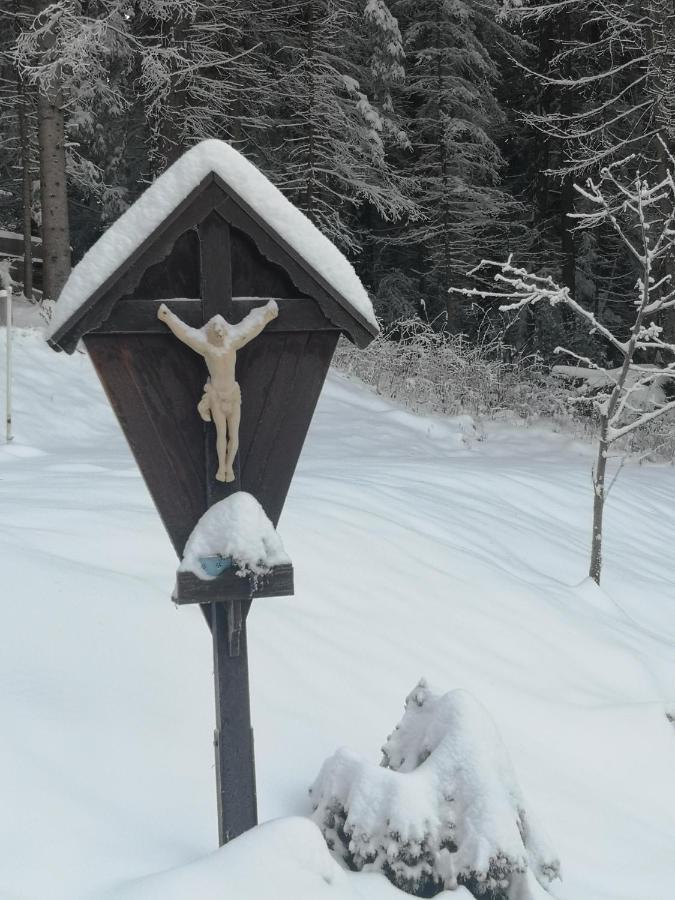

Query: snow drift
left=1, top=330, right=675, bottom=900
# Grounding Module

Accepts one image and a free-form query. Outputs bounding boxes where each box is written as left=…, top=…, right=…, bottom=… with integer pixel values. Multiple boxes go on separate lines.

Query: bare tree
left=454, top=149, right=675, bottom=584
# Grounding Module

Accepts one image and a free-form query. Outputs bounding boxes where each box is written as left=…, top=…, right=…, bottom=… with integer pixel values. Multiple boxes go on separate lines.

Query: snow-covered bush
left=333, top=319, right=675, bottom=459
left=310, top=680, right=560, bottom=899
left=333, top=319, right=567, bottom=424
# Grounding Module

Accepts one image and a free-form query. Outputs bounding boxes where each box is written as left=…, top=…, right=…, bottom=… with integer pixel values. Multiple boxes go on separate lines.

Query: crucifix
left=50, top=156, right=377, bottom=851
left=157, top=300, right=279, bottom=482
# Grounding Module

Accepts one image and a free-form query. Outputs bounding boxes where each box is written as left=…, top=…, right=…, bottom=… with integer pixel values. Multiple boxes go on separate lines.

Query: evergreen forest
left=1, top=1, right=674, bottom=361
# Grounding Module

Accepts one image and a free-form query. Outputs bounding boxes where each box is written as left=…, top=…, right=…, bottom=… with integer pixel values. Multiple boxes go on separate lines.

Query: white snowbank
left=179, top=491, right=289, bottom=580
left=101, top=817, right=426, bottom=900
left=311, top=680, right=560, bottom=899
left=3, top=331, right=675, bottom=900
left=47, top=140, right=377, bottom=339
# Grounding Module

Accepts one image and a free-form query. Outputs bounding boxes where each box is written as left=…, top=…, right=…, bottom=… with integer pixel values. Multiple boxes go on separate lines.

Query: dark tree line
left=0, top=0, right=673, bottom=357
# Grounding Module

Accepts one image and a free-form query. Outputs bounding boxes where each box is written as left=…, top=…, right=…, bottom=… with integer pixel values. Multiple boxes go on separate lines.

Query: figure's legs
left=224, top=396, right=241, bottom=484
left=211, top=403, right=229, bottom=482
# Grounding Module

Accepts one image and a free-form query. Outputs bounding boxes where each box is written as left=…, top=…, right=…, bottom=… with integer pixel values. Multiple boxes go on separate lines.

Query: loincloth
left=201, top=380, right=241, bottom=414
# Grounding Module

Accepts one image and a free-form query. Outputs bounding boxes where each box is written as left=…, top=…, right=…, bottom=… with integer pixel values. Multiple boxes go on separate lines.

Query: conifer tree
left=259, top=0, right=413, bottom=252
left=502, top=0, right=675, bottom=339
left=390, top=0, right=517, bottom=321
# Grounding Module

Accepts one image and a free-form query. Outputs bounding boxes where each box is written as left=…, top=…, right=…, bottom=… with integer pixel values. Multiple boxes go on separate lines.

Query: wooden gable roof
left=48, top=146, right=379, bottom=354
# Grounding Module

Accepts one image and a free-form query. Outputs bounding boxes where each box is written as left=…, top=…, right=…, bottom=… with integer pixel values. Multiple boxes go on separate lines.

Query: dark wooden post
left=199, top=213, right=257, bottom=843
left=205, top=449, right=258, bottom=845
left=212, top=598, right=257, bottom=844
left=206, top=460, right=258, bottom=847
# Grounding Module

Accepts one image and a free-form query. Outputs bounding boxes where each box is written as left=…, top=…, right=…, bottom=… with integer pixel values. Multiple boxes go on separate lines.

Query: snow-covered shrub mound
left=179, top=492, right=289, bottom=580
left=310, top=680, right=560, bottom=899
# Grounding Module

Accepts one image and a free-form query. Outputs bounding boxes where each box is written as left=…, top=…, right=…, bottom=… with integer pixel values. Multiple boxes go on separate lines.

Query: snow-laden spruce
left=179, top=492, right=289, bottom=581
left=47, top=140, right=378, bottom=339
left=311, top=680, right=560, bottom=899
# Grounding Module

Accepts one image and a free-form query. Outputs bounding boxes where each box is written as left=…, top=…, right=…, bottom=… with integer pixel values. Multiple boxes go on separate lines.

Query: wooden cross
left=52, top=172, right=375, bottom=848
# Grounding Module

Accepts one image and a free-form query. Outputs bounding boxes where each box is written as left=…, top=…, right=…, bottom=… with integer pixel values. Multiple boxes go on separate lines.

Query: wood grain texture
left=94, top=298, right=203, bottom=333
left=231, top=226, right=303, bottom=299
left=237, top=330, right=339, bottom=525
left=85, top=333, right=207, bottom=556
left=94, top=297, right=338, bottom=334
left=131, top=229, right=200, bottom=300
left=200, top=211, right=232, bottom=319
left=212, top=601, right=257, bottom=844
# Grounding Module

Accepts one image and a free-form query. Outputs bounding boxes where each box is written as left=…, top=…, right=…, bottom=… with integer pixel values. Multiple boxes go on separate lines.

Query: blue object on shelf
left=200, top=556, right=234, bottom=577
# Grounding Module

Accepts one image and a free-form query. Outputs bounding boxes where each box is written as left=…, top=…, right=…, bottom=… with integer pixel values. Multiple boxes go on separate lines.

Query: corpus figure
left=157, top=300, right=279, bottom=482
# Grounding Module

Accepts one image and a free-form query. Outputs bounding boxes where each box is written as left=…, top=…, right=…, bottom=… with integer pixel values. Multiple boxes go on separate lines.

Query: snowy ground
left=0, top=328, right=674, bottom=900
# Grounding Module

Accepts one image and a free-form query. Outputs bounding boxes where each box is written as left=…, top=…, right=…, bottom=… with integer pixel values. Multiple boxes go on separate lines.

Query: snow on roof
left=47, top=140, right=377, bottom=340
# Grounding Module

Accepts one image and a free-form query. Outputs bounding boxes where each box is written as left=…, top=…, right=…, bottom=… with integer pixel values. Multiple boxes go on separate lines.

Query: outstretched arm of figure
left=232, top=300, right=279, bottom=349
left=157, top=303, right=207, bottom=355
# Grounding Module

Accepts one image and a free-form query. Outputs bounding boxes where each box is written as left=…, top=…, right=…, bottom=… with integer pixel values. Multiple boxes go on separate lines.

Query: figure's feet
left=225, top=469, right=235, bottom=483
left=215, top=469, right=227, bottom=482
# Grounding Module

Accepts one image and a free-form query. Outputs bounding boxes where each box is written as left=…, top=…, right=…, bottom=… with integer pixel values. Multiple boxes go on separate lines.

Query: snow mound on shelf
left=311, top=680, right=560, bottom=900
left=179, top=491, right=290, bottom=580
left=103, top=817, right=423, bottom=900
left=47, top=139, right=377, bottom=340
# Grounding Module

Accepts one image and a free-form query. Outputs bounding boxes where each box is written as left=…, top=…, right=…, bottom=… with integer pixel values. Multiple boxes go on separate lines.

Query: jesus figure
left=157, top=299, right=279, bottom=483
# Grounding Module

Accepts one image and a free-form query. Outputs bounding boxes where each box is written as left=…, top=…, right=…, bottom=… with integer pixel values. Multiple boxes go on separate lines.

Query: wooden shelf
left=173, top=562, right=294, bottom=605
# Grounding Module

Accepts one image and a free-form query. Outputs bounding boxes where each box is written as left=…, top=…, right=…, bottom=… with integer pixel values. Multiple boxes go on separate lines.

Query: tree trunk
left=589, top=421, right=609, bottom=584
left=560, top=174, right=576, bottom=298
left=17, top=74, right=33, bottom=300
left=559, top=12, right=576, bottom=303
left=435, top=0, right=453, bottom=323
left=659, top=146, right=675, bottom=344
left=158, top=19, right=188, bottom=168
left=646, top=0, right=675, bottom=342
left=36, top=82, right=70, bottom=300
left=304, top=0, right=316, bottom=220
